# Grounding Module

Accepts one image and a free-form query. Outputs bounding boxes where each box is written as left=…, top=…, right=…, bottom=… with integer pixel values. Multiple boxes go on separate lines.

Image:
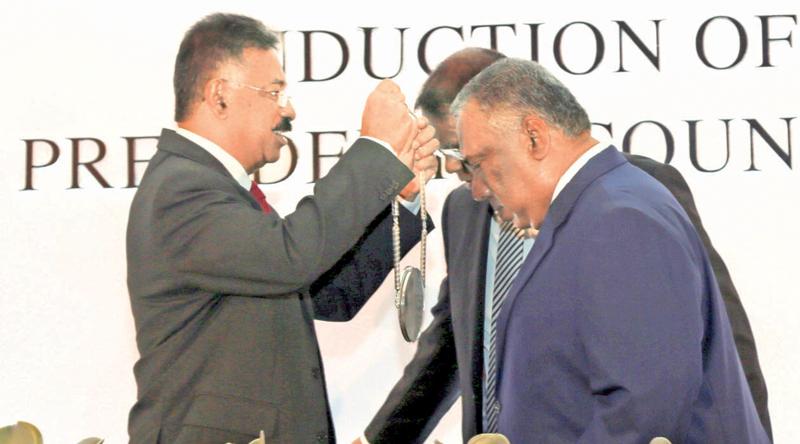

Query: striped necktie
left=484, top=221, right=524, bottom=432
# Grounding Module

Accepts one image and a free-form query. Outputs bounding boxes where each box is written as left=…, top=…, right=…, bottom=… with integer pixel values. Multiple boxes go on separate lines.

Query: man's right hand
left=399, top=116, right=439, bottom=200
left=361, top=79, right=418, bottom=168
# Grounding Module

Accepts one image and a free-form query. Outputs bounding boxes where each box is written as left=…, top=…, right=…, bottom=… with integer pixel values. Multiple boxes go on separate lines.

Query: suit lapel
left=494, top=146, right=628, bottom=393
left=445, top=185, right=493, bottom=419
left=467, top=203, right=493, bottom=404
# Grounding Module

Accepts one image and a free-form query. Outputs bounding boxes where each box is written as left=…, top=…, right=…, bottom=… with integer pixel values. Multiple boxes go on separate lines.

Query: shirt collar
left=174, top=127, right=252, bottom=190
left=551, top=140, right=610, bottom=204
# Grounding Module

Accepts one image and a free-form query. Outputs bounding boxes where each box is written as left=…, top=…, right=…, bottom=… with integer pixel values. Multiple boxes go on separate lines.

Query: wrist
left=398, top=182, right=418, bottom=201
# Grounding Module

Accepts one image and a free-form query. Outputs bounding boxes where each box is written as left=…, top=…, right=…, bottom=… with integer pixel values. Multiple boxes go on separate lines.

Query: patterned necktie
left=249, top=180, right=272, bottom=214
left=484, top=221, right=524, bottom=432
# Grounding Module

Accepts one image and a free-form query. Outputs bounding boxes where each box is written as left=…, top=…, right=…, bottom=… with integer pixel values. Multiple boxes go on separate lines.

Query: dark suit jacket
left=365, top=151, right=770, bottom=443
left=127, top=129, right=425, bottom=444
left=496, top=146, right=767, bottom=442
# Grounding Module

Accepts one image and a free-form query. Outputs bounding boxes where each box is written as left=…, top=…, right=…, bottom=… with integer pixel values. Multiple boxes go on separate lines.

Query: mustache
left=272, top=117, right=292, bottom=132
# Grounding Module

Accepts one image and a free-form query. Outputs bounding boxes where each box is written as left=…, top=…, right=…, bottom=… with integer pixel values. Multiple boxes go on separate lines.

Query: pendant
left=398, top=266, right=424, bottom=342
left=391, top=171, right=427, bottom=342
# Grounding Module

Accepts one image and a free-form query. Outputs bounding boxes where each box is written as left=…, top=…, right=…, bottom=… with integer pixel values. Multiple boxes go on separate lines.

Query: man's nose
left=280, top=99, right=296, bottom=120
left=443, top=156, right=473, bottom=183
left=444, top=156, right=463, bottom=174
left=470, top=176, right=491, bottom=202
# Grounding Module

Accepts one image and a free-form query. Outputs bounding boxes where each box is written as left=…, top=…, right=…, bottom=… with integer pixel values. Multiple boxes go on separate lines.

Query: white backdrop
left=1, top=1, right=798, bottom=442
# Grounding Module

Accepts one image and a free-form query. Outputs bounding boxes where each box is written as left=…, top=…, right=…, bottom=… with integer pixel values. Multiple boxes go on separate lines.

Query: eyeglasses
left=438, top=144, right=480, bottom=175
left=221, top=79, right=291, bottom=107
left=438, top=144, right=463, bottom=161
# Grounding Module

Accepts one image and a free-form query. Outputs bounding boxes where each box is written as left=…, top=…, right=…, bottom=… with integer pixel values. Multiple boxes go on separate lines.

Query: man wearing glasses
left=360, top=48, right=770, bottom=443
left=126, top=13, right=438, bottom=444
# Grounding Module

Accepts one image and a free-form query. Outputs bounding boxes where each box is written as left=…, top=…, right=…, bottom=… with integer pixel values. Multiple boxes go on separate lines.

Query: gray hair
left=173, top=13, right=279, bottom=122
left=451, top=58, right=590, bottom=137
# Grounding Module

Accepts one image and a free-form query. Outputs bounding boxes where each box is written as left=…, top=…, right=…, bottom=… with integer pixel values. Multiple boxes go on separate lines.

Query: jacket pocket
left=182, top=393, right=278, bottom=438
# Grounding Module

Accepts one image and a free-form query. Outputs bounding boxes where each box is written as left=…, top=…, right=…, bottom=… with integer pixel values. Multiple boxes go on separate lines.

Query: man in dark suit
left=449, top=57, right=768, bottom=442
left=362, top=48, right=770, bottom=443
left=126, top=13, right=438, bottom=444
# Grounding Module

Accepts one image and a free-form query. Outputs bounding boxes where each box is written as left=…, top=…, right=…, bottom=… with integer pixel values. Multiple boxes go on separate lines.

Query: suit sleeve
left=364, top=191, right=462, bottom=443
left=574, top=207, right=706, bottom=443
left=132, top=139, right=413, bottom=299
left=631, top=156, right=771, bottom=437
left=310, top=205, right=433, bottom=322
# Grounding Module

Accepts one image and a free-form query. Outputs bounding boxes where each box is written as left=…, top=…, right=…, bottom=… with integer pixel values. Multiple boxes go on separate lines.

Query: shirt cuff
left=398, top=193, right=421, bottom=215
left=360, top=434, right=371, bottom=444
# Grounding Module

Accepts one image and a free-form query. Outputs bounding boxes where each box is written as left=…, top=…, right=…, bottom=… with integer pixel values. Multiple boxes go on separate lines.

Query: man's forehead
left=458, top=100, right=501, bottom=158
left=242, top=46, right=278, bottom=62
left=456, top=100, right=486, bottom=136
left=423, top=111, right=457, bottom=144
left=238, top=47, right=285, bottom=83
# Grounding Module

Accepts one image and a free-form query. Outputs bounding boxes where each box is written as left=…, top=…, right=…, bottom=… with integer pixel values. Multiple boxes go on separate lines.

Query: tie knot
left=500, top=221, right=515, bottom=233
left=499, top=220, right=537, bottom=240
left=498, top=221, right=521, bottom=243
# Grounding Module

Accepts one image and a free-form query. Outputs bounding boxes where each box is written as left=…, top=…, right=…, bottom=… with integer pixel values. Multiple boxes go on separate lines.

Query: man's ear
left=523, top=114, right=549, bottom=160
left=204, top=78, right=229, bottom=119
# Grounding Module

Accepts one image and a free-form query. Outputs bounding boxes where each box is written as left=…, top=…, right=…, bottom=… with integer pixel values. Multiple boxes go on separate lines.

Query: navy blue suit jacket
left=495, top=147, right=768, bottom=443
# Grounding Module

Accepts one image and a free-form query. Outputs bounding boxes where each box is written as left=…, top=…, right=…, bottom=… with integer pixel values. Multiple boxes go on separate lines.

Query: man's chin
left=511, top=218, right=527, bottom=230
left=264, top=152, right=281, bottom=164
left=261, top=139, right=288, bottom=164
left=490, top=203, right=515, bottom=222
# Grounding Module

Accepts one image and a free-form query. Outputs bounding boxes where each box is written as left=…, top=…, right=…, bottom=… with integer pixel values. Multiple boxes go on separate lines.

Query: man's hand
left=361, top=79, right=418, bottom=168
left=399, top=116, right=440, bottom=200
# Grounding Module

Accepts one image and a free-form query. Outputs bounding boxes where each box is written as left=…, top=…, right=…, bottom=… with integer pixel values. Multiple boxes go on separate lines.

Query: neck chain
left=392, top=172, right=427, bottom=307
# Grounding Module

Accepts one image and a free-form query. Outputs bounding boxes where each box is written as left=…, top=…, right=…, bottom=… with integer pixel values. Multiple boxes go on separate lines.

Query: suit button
left=493, top=401, right=501, bottom=413
left=316, top=431, right=328, bottom=442
left=311, top=367, right=321, bottom=379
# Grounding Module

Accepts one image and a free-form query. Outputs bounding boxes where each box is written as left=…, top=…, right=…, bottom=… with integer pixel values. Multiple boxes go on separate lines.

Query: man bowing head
left=452, top=58, right=768, bottom=443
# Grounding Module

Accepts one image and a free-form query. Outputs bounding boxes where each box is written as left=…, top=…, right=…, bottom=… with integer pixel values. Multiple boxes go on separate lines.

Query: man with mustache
left=126, top=13, right=438, bottom=444
left=360, top=48, right=770, bottom=443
